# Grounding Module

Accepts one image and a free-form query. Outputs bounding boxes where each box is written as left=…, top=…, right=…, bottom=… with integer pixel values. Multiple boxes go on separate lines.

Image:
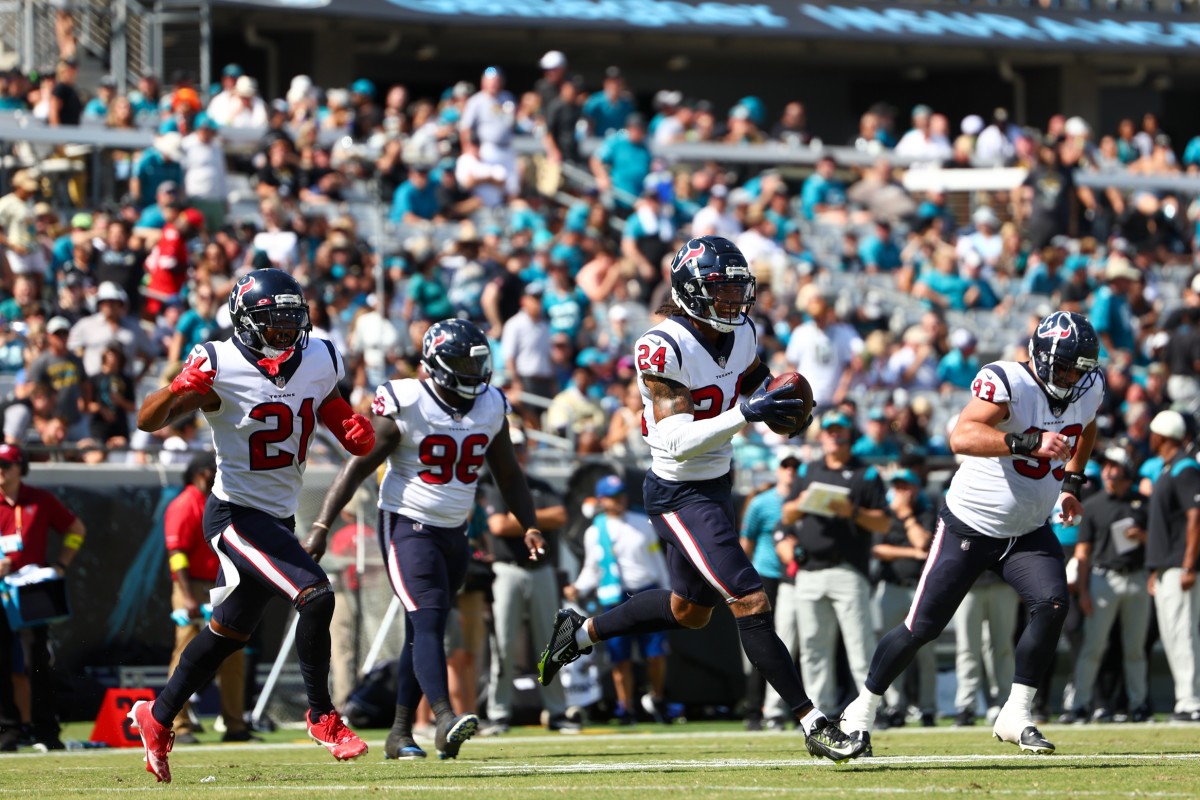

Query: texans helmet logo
left=427, top=331, right=448, bottom=355
left=234, top=276, right=256, bottom=309
left=674, top=241, right=706, bottom=272
left=1037, top=311, right=1075, bottom=340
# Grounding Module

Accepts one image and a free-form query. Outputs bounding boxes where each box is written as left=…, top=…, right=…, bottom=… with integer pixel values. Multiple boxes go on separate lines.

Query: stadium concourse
left=0, top=21, right=1198, bottom=742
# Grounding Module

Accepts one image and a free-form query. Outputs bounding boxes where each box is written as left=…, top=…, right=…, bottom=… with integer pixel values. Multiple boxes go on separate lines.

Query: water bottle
left=65, top=740, right=108, bottom=750
left=171, top=604, right=213, bottom=627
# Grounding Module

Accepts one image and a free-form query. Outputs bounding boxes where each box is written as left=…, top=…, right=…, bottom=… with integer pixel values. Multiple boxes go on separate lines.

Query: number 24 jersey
left=946, top=360, right=1104, bottom=539
left=372, top=379, right=510, bottom=527
left=191, top=338, right=344, bottom=519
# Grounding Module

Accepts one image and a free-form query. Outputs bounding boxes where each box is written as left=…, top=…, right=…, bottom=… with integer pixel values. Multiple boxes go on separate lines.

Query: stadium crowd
left=1, top=40, right=1199, bottom=733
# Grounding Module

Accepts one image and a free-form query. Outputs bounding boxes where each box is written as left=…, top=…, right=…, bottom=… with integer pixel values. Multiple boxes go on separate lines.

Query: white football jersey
left=635, top=315, right=757, bottom=482
left=946, top=360, right=1104, bottom=538
left=373, top=379, right=510, bottom=527
left=193, top=337, right=344, bottom=519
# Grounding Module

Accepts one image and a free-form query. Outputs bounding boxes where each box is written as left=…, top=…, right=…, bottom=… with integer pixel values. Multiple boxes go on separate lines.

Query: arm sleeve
left=572, top=525, right=601, bottom=596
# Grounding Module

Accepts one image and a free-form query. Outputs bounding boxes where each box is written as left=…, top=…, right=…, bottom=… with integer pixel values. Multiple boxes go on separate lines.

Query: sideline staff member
left=0, top=443, right=86, bottom=751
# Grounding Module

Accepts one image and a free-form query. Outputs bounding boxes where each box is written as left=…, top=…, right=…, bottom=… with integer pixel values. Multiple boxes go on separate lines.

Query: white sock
left=575, top=620, right=596, bottom=649
left=844, top=690, right=883, bottom=733
left=1002, top=683, right=1037, bottom=718
left=798, top=707, right=825, bottom=737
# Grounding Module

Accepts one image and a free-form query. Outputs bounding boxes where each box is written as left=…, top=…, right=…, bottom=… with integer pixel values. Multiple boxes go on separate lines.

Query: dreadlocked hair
left=655, top=297, right=683, bottom=318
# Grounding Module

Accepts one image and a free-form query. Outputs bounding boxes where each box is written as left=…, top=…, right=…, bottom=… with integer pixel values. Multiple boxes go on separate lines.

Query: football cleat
left=307, top=709, right=368, bottom=761
left=851, top=730, right=873, bottom=758
left=537, top=609, right=593, bottom=686
left=384, top=728, right=427, bottom=760
left=805, top=716, right=868, bottom=763
left=435, top=713, right=479, bottom=759
left=993, top=708, right=1055, bottom=755
left=129, top=700, right=174, bottom=783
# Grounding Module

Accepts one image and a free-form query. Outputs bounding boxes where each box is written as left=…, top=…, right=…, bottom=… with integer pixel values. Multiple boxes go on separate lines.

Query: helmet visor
left=439, top=346, right=492, bottom=391
left=251, top=306, right=310, bottom=349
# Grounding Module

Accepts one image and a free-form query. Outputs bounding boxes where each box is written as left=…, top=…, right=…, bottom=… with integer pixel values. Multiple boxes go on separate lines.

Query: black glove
left=740, top=382, right=810, bottom=429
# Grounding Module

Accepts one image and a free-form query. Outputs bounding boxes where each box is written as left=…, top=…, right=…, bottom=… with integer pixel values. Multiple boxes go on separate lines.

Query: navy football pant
left=864, top=507, right=1069, bottom=696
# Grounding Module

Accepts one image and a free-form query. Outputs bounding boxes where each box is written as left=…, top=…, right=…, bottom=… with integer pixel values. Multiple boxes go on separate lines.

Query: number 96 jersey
left=946, top=360, right=1104, bottom=539
left=193, top=339, right=344, bottom=519
left=373, top=379, right=510, bottom=527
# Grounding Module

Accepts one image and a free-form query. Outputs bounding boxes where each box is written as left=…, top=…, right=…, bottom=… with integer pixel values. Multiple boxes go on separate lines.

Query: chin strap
left=257, top=347, right=295, bottom=376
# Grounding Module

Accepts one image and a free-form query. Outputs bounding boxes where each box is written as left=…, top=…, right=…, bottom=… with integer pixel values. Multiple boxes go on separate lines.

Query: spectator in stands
left=254, top=138, right=300, bottom=201
left=894, top=104, right=950, bottom=162
left=0, top=275, right=43, bottom=323
left=0, top=171, right=43, bottom=279
left=883, top=326, right=940, bottom=391
left=46, top=58, right=81, bottom=127
left=846, top=158, right=914, bottom=223
left=456, top=132, right=510, bottom=210
left=167, top=287, right=219, bottom=367
left=204, top=63, right=243, bottom=124
left=67, top=281, right=156, bottom=378
left=401, top=238, right=452, bottom=347
left=799, top=156, right=846, bottom=222
left=93, top=220, right=144, bottom=314
left=543, top=74, right=584, bottom=174
left=852, top=407, right=900, bottom=462
left=591, top=113, right=652, bottom=211
left=545, top=364, right=605, bottom=439
left=27, top=315, right=86, bottom=437
left=501, top=282, right=555, bottom=428
left=691, top=183, right=740, bottom=239
left=134, top=180, right=184, bottom=236
left=83, top=342, right=134, bottom=460
left=461, top=67, right=518, bottom=203
left=132, top=133, right=185, bottom=210
left=181, top=113, right=228, bottom=233
left=535, top=50, right=568, bottom=111
left=785, top=293, right=861, bottom=409
left=583, top=66, right=634, bottom=138
left=938, top=328, right=980, bottom=392
left=858, top=219, right=901, bottom=273
left=957, top=206, right=1003, bottom=272
left=389, top=164, right=442, bottom=225
left=347, top=290, right=402, bottom=390
left=81, top=74, right=116, bottom=122
left=913, top=245, right=970, bottom=311
left=1091, top=254, right=1140, bottom=358
left=770, top=101, right=810, bottom=146
left=960, top=253, right=1002, bottom=311
left=143, top=207, right=203, bottom=319
left=225, top=75, right=268, bottom=129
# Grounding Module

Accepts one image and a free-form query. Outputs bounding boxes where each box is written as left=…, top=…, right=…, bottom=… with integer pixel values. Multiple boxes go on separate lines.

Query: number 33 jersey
left=635, top=315, right=757, bottom=483
left=373, top=379, right=510, bottom=527
left=191, top=338, right=344, bottom=519
left=946, top=360, right=1104, bottom=539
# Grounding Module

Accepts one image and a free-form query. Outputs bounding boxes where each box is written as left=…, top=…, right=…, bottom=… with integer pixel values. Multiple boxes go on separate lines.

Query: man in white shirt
left=691, top=185, right=741, bottom=239
left=455, top=134, right=508, bottom=210
left=785, top=293, right=862, bottom=408
left=181, top=113, right=228, bottom=233
left=204, top=64, right=245, bottom=127
left=460, top=67, right=517, bottom=200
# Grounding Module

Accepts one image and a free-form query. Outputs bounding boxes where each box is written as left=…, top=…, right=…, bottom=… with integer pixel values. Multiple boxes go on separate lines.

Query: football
left=764, top=371, right=814, bottom=436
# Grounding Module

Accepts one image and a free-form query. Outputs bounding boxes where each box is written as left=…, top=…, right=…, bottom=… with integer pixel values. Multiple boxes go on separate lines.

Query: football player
left=131, top=269, right=376, bottom=782
left=536, top=236, right=865, bottom=762
left=840, top=310, right=1103, bottom=755
left=304, top=318, right=541, bottom=761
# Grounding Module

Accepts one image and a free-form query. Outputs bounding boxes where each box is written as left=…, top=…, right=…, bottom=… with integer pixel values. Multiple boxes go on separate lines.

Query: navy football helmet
left=1028, top=311, right=1100, bottom=403
left=228, top=269, right=311, bottom=358
left=669, top=236, right=755, bottom=333
left=423, top=319, right=493, bottom=399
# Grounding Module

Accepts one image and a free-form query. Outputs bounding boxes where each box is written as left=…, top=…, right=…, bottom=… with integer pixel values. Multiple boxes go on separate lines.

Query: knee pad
left=1029, top=598, right=1069, bottom=626
left=294, top=582, right=335, bottom=616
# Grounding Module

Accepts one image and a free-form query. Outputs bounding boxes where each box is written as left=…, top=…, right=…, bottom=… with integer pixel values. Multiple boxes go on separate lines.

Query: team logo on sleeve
left=372, top=392, right=387, bottom=416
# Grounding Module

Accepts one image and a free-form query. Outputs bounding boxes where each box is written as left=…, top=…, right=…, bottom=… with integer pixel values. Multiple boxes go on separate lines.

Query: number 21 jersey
left=373, top=379, right=510, bottom=527
left=191, top=338, right=344, bottom=519
left=946, top=360, right=1103, bottom=539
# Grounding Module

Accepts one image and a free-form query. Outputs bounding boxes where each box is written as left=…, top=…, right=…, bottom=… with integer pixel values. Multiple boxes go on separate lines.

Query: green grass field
left=2, top=720, right=1198, bottom=798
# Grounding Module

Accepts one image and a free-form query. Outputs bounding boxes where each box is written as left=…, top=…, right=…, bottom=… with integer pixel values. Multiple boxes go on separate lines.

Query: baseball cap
left=235, top=75, right=257, bottom=97
left=912, top=103, right=933, bottom=118
left=625, top=112, right=646, bottom=130
left=950, top=328, right=977, bottom=350
left=779, top=455, right=801, bottom=470
left=96, top=281, right=129, bottom=304
left=961, top=114, right=984, bottom=136
left=604, top=65, right=622, bottom=80
left=1105, top=255, right=1140, bottom=282
left=867, top=407, right=887, bottom=422
left=0, top=443, right=25, bottom=469
left=1150, top=410, right=1186, bottom=441
left=972, top=206, right=999, bottom=228
left=710, top=184, right=729, bottom=199
left=70, top=212, right=93, bottom=229
left=222, top=63, right=244, bottom=78
left=539, top=50, right=567, bottom=70
left=181, top=207, right=206, bottom=230
left=46, top=316, right=71, bottom=335
left=1102, top=445, right=1131, bottom=469
left=194, top=111, right=219, bottom=130
left=889, top=468, right=920, bottom=486
left=595, top=475, right=626, bottom=498
left=820, top=411, right=854, bottom=430
left=350, top=78, right=376, bottom=97
left=524, top=281, right=545, bottom=297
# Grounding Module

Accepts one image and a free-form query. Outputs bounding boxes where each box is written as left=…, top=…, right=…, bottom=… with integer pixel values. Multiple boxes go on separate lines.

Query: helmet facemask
left=427, top=343, right=493, bottom=399
left=673, top=265, right=756, bottom=333
left=239, top=305, right=311, bottom=359
left=1029, top=339, right=1099, bottom=403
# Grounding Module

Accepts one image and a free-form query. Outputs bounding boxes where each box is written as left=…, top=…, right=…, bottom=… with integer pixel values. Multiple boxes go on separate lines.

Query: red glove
left=170, top=356, right=216, bottom=396
left=342, top=413, right=375, bottom=454
left=319, top=396, right=375, bottom=456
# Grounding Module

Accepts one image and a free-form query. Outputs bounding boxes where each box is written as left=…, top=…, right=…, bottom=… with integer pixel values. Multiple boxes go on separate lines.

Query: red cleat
left=128, top=700, right=174, bottom=783
left=307, top=709, right=368, bottom=761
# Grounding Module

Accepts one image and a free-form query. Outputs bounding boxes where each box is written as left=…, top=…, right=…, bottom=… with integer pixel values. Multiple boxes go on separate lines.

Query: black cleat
left=852, top=730, right=873, bottom=758
left=953, top=709, right=976, bottom=727
left=537, top=609, right=593, bottom=686
left=805, top=717, right=868, bottom=763
left=435, top=713, right=478, bottom=760
left=993, top=722, right=1055, bottom=754
left=384, top=727, right=427, bottom=760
